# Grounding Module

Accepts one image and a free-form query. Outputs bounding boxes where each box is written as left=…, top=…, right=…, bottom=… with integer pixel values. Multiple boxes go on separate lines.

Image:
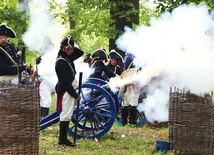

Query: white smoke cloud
left=23, top=0, right=54, bottom=51
left=21, top=0, right=88, bottom=86
left=22, top=0, right=64, bottom=85
left=22, top=1, right=214, bottom=123
left=115, top=4, right=214, bottom=123
left=17, top=0, right=28, bottom=11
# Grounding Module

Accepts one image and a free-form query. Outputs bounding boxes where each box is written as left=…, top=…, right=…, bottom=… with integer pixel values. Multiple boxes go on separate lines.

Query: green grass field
left=39, top=95, right=173, bottom=155
left=39, top=95, right=174, bottom=155
left=39, top=123, right=174, bottom=155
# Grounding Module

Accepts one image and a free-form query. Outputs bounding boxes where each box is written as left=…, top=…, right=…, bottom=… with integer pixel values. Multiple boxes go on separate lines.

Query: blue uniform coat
left=55, top=47, right=84, bottom=111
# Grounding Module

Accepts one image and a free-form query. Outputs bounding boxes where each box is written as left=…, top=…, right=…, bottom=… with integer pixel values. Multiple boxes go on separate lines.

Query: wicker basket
left=169, top=87, right=214, bottom=155
left=0, top=82, right=40, bottom=155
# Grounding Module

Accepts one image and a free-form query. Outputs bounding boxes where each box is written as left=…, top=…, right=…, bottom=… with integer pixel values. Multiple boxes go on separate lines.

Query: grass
left=39, top=121, right=174, bottom=155
left=39, top=95, right=174, bottom=155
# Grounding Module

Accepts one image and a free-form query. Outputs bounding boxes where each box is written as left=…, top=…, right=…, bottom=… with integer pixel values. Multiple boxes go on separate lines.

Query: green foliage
left=139, top=0, right=159, bottom=26
left=0, top=0, right=159, bottom=61
left=67, top=1, right=114, bottom=38
left=0, top=4, right=28, bottom=44
left=0, top=0, right=17, bottom=7
left=26, top=50, right=39, bottom=66
left=0, top=0, right=31, bottom=62
left=155, top=0, right=213, bottom=13
left=50, top=0, right=116, bottom=52
left=49, top=0, right=158, bottom=53
left=111, top=1, right=138, bottom=18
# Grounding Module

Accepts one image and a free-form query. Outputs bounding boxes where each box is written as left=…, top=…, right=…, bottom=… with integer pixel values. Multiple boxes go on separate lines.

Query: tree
left=52, top=0, right=156, bottom=54
left=154, top=0, right=214, bottom=13
left=0, top=0, right=28, bottom=46
left=109, top=0, right=139, bottom=57
left=51, top=0, right=113, bottom=52
left=0, top=0, right=37, bottom=65
left=0, top=0, right=158, bottom=64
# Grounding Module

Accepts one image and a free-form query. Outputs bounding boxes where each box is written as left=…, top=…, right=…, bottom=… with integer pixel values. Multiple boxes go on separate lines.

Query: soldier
left=123, top=52, right=135, bottom=71
left=118, top=68, right=143, bottom=126
left=83, top=49, right=115, bottom=80
left=36, top=56, right=55, bottom=118
left=55, top=35, right=84, bottom=147
left=106, top=49, right=123, bottom=76
left=0, top=23, right=28, bottom=84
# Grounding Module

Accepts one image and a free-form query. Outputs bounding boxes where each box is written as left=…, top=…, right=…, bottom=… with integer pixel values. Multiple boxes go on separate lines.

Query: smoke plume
left=21, top=0, right=72, bottom=85
left=115, top=4, right=214, bottom=122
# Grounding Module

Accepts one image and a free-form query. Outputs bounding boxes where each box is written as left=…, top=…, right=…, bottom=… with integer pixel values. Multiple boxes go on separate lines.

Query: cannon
left=40, top=78, right=146, bottom=139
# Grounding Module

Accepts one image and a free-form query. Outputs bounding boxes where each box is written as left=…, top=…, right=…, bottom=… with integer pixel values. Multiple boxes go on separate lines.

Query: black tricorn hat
left=60, top=35, right=74, bottom=47
left=0, top=23, right=16, bottom=38
left=109, top=49, right=123, bottom=62
left=83, top=53, right=92, bottom=63
left=91, top=49, right=109, bottom=62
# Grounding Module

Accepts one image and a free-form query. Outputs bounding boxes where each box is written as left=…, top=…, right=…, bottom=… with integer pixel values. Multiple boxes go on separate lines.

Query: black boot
left=122, top=107, right=129, bottom=126
left=41, top=107, right=49, bottom=117
left=42, top=107, right=49, bottom=117
left=58, top=121, right=75, bottom=147
left=40, top=107, right=43, bottom=118
left=130, top=106, right=137, bottom=126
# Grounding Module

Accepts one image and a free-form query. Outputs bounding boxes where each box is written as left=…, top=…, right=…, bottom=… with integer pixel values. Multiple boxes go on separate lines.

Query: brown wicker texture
left=0, top=82, right=40, bottom=155
left=169, top=87, right=214, bottom=155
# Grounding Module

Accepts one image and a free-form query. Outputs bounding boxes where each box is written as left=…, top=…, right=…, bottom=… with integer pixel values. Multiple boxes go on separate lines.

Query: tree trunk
left=109, top=0, right=139, bottom=58
left=69, top=17, right=75, bottom=29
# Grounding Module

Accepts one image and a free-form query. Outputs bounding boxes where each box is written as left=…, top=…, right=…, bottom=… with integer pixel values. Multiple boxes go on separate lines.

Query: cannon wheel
left=85, top=78, right=120, bottom=114
left=68, top=82, right=116, bottom=139
left=115, top=102, right=147, bottom=126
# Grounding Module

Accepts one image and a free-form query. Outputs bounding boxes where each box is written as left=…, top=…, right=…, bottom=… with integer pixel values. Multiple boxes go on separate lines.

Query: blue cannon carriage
left=40, top=78, right=146, bottom=139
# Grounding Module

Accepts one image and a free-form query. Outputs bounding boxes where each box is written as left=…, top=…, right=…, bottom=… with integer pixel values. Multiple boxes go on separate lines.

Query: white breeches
left=60, top=92, right=76, bottom=121
left=39, top=80, right=55, bottom=108
left=0, top=75, right=18, bottom=85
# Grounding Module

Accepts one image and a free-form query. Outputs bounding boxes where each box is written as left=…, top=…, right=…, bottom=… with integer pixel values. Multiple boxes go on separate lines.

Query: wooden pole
left=73, top=72, right=83, bottom=145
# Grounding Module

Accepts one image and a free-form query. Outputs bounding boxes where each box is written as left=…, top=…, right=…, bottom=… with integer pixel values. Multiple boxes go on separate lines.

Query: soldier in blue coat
left=106, top=49, right=123, bottom=75
left=123, top=52, right=135, bottom=71
left=55, top=35, right=84, bottom=147
left=83, top=49, right=115, bottom=80
left=0, top=23, right=27, bottom=83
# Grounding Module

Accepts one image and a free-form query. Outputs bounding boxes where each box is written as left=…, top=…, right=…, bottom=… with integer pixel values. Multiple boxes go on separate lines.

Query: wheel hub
left=82, top=107, right=92, bottom=117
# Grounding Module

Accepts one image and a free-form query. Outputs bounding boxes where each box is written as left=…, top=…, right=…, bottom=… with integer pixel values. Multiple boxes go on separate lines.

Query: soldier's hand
left=19, top=65, right=26, bottom=73
left=25, top=66, right=31, bottom=74
left=19, top=65, right=31, bottom=74
left=17, top=51, right=22, bottom=56
left=77, top=95, right=81, bottom=100
left=36, top=56, right=42, bottom=64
